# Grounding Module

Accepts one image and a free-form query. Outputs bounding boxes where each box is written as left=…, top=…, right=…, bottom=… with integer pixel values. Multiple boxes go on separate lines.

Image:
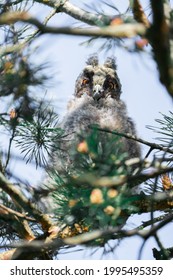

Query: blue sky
left=1, top=0, right=173, bottom=259
left=31, top=0, right=173, bottom=259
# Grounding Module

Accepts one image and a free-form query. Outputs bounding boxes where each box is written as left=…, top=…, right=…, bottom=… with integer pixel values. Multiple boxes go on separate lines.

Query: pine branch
left=134, top=191, right=173, bottom=213
left=1, top=212, right=170, bottom=253
left=0, top=224, right=62, bottom=260
left=0, top=249, right=16, bottom=260
left=34, top=0, right=112, bottom=27
left=0, top=205, right=35, bottom=241
left=0, top=232, right=67, bottom=260
left=0, top=172, right=60, bottom=259
left=76, top=165, right=173, bottom=189
left=0, top=209, right=172, bottom=259
left=0, top=8, right=58, bottom=57
left=153, top=246, right=173, bottom=260
left=64, top=212, right=173, bottom=246
left=0, top=204, right=35, bottom=222
left=0, top=11, right=146, bottom=38
left=0, top=172, right=54, bottom=232
left=89, top=125, right=173, bottom=154
left=67, top=168, right=173, bottom=210
left=0, top=42, right=26, bottom=56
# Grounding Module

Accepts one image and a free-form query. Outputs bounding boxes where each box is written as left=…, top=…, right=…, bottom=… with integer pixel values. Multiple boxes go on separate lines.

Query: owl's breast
left=63, top=95, right=127, bottom=134
left=62, top=95, right=100, bottom=135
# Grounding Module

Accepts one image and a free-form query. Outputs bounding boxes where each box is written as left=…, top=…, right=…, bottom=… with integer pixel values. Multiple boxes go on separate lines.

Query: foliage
left=148, top=112, right=173, bottom=147
left=51, top=130, right=137, bottom=243
left=14, top=106, right=63, bottom=167
left=0, top=0, right=172, bottom=260
left=0, top=104, right=63, bottom=169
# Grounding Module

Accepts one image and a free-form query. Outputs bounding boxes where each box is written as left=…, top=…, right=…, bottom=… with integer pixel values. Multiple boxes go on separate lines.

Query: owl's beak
left=93, top=84, right=103, bottom=101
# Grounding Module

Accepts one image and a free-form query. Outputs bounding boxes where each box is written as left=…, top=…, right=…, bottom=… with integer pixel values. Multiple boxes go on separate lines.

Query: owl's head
left=74, top=55, right=122, bottom=101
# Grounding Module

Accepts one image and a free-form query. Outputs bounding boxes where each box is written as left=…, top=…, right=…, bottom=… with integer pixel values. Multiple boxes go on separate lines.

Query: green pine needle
left=147, top=112, right=173, bottom=146
left=15, top=107, right=63, bottom=168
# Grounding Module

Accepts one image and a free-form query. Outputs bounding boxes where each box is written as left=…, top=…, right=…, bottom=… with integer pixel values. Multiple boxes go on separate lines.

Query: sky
left=32, top=0, right=173, bottom=260
left=2, top=0, right=173, bottom=259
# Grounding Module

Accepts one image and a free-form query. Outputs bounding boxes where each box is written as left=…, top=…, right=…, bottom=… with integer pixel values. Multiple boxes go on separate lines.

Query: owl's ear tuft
left=86, top=54, right=98, bottom=67
left=104, top=57, right=117, bottom=70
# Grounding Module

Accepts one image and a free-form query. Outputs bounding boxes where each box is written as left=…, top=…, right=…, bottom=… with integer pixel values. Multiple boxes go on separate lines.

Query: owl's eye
left=82, top=78, right=89, bottom=85
left=104, top=80, right=115, bottom=90
left=108, top=81, right=115, bottom=89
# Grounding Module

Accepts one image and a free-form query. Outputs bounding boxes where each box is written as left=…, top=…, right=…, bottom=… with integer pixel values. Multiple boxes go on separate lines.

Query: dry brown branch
left=64, top=212, right=173, bottom=245
left=149, top=1, right=173, bottom=98
left=1, top=212, right=171, bottom=253
left=134, top=191, right=173, bottom=213
left=0, top=171, right=61, bottom=259
left=0, top=172, right=54, bottom=232
left=0, top=224, right=62, bottom=260
left=0, top=204, right=35, bottom=240
left=131, top=0, right=150, bottom=27
left=0, top=190, right=172, bottom=259
left=0, top=204, right=35, bottom=221
left=0, top=249, right=16, bottom=260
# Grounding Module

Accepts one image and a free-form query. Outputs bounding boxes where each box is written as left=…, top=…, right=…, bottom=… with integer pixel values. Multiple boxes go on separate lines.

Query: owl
left=53, top=55, right=141, bottom=173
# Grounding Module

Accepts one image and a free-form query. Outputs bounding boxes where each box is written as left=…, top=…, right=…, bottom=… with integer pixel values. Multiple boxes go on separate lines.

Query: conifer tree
left=0, top=0, right=172, bottom=260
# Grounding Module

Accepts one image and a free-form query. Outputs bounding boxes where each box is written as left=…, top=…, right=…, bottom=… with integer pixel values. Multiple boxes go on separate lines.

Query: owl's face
left=75, top=56, right=122, bottom=101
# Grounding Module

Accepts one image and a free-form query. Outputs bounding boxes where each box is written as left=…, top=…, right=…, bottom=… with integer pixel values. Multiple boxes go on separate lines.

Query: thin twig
left=4, top=126, right=16, bottom=170
left=0, top=172, right=54, bottom=231
left=89, top=125, right=173, bottom=154
left=0, top=8, right=62, bottom=57
left=0, top=204, right=35, bottom=240
left=0, top=204, right=35, bottom=221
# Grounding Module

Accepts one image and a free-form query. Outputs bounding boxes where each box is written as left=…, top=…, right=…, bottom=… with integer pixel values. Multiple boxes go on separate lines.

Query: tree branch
left=149, top=0, right=173, bottom=98
left=89, top=125, right=173, bottom=154
left=0, top=172, right=54, bottom=232
left=0, top=204, right=35, bottom=222
left=34, top=0, right=112, bottom=27
left=64, top=212, right=173, bottom=245
left=0, top=249, right=16, bottom=260
left=0, top=11, right=146, bottom=38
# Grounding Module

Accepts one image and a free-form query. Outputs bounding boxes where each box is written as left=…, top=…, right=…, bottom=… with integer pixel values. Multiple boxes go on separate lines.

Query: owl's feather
left=53, top=55, right=140, bottom=172
left=75, top=55, right=121, bottom=100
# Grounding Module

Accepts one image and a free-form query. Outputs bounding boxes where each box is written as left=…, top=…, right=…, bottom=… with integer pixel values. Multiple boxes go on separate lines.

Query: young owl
left=53, top=55, right=141, bottom=172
